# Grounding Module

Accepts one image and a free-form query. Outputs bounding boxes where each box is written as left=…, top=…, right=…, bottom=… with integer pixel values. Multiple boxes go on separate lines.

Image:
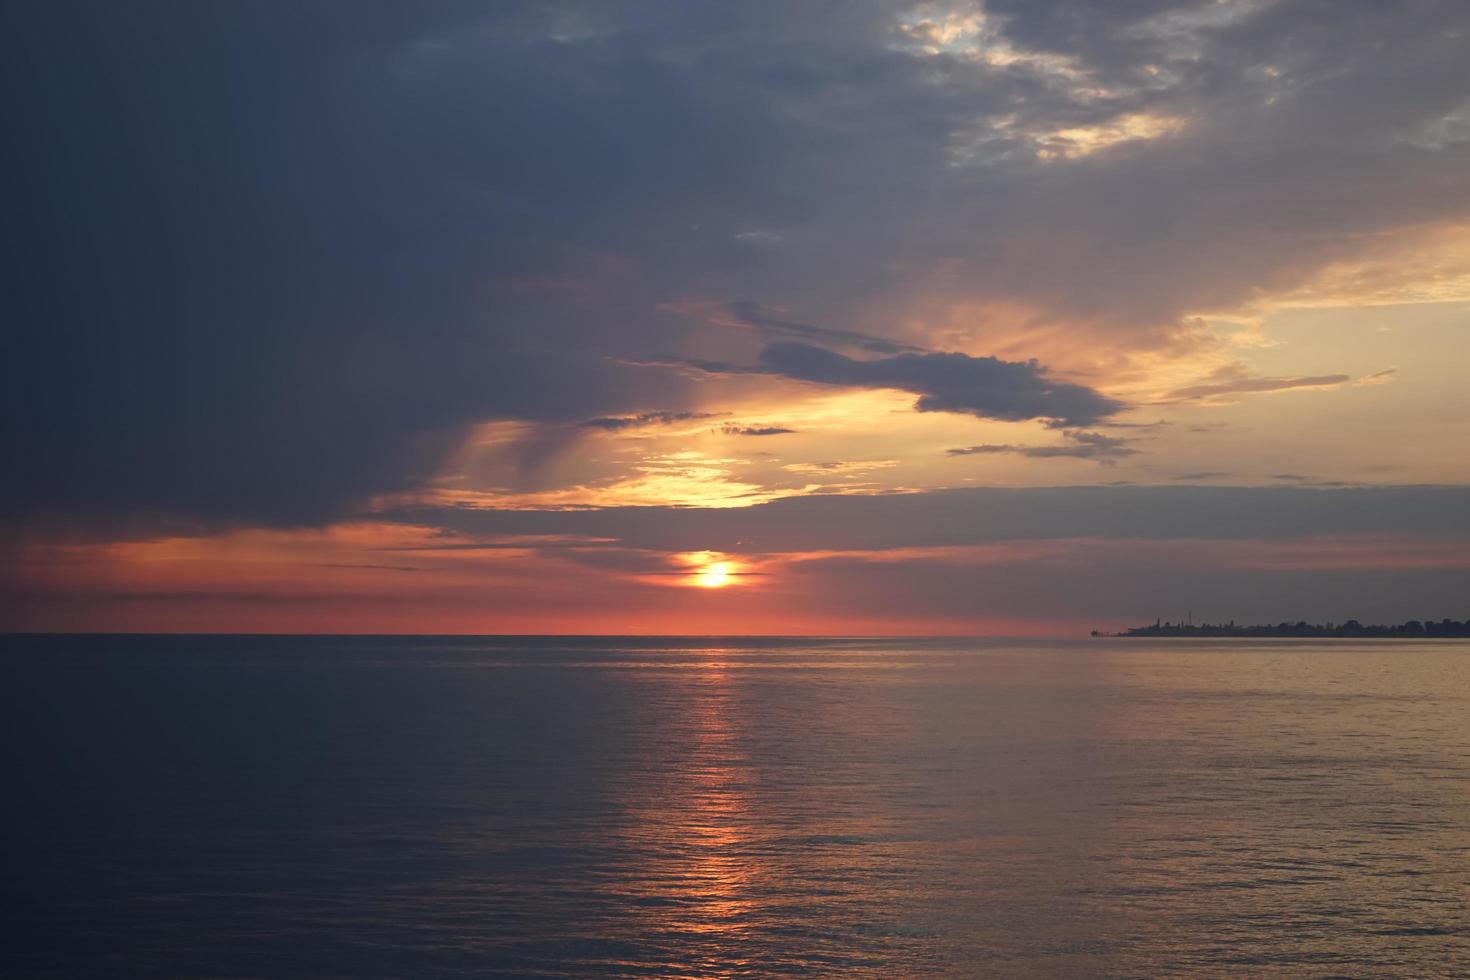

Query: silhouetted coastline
left=1096, top=618, right=1470, bottom=638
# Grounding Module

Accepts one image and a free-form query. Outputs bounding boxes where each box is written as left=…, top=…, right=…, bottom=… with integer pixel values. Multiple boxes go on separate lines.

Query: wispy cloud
left=719, top=423, right=796, bottom=436
left=1357, top=368, right=1398, bottom=386
left=947, top=430, right=1137, bottom=465
left=1271, top=474, right=1354, bottom=487
left=667, top=300, right=929, bottom=355
left=784, top=460, right=899, bottom=475
left=580, top=411, right=723, bottom=431
left=1164, top=373, right=1352, bottom=402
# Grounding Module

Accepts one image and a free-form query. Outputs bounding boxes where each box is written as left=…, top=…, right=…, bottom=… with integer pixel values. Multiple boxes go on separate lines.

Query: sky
left=4, top=0, right=1470, bottom=635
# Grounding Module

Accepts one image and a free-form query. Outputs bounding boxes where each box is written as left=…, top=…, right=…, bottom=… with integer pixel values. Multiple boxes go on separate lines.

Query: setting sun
left=660, top=551, right=749, bottom=591
left=695, top=561, right=733, bottom=588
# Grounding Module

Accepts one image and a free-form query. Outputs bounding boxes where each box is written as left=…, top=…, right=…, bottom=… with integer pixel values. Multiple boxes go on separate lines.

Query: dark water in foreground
left=4, top=636, right=1469, bottom=977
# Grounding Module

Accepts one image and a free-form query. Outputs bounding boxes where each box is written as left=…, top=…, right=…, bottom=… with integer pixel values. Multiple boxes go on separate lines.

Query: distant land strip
left=1096, top=618, right=1470, bottom=638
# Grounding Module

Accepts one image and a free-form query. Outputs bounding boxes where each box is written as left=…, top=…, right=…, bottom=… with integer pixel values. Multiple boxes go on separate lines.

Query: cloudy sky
left=5, top=0, right=1470, bottom=634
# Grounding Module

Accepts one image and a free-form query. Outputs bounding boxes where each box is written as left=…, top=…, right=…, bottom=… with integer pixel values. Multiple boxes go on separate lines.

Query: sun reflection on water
left=609, top=650, right=768, bottom=964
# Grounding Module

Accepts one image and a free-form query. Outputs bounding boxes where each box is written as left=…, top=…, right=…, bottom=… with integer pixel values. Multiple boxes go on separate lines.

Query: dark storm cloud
left=947, top=430, right=1137, bottom=463
left=3, top=1, right=696, bottom=528
left=7, top=0, right=1470, bottom=530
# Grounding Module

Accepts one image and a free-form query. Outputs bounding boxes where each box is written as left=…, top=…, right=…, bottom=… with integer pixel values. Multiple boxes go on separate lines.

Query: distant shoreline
left=1096, top=619, right=1470, bottom=638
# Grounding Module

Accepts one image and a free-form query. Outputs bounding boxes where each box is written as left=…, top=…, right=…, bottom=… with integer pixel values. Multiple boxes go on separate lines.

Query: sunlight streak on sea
left=5, top=635, right=1470, bottom=976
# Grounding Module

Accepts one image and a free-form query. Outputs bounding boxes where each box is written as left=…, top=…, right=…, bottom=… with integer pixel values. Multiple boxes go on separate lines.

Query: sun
left=695, top=561, right=733, bottom=588
left=676, top=550, right=746, bottom=589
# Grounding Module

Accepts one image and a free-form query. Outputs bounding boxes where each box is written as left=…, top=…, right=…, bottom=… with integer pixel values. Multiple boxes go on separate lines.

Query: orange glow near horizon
left=9, top=521, right=1470, bottom=636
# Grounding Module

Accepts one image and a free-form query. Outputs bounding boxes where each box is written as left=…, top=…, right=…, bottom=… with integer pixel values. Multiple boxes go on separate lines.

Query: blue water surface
left=4, top=634, right=1469, bottom=977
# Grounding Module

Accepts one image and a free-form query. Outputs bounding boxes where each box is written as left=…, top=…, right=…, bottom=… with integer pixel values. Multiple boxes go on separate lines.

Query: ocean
left=4, top=634, right=1468, bottom=977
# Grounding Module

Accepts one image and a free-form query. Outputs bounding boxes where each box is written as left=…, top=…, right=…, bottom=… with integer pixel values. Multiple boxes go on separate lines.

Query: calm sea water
left=4, top=635, right=1469, bottom=977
